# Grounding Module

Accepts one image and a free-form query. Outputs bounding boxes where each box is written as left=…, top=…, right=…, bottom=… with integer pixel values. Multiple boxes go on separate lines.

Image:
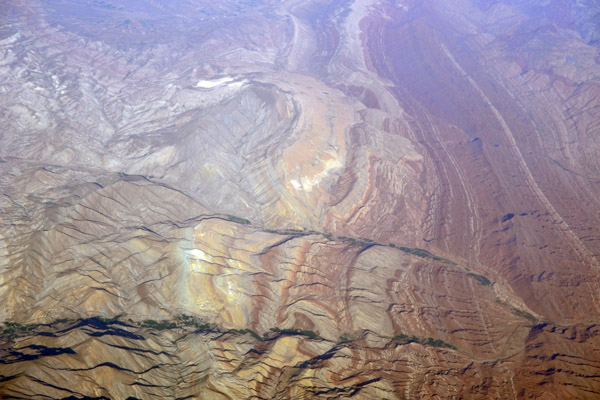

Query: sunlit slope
left=1, top=0, right=600, bottom=398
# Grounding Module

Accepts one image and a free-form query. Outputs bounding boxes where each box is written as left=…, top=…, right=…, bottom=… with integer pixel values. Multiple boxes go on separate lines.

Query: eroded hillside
left=1, top=0, right=600, bottom=398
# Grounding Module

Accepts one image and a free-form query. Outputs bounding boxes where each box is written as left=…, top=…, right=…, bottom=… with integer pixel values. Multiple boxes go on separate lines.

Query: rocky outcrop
left=1, top=0, right=600, bottom=398
left=3, top=316, right=600, bottom=399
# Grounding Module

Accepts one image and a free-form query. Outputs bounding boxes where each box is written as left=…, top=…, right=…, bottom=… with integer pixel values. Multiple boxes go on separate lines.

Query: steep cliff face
left=1, top=0, right=599, bottom=398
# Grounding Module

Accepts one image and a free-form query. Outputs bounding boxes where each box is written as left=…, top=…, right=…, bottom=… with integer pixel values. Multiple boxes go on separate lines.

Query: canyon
left=1, top=0, right=600, bottom=398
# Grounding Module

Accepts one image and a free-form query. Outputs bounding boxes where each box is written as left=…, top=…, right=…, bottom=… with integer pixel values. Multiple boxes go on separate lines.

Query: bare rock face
left=1, top=0, right=600, bottom=398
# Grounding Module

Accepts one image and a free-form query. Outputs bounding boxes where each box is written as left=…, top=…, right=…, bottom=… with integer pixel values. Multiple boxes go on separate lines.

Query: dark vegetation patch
left=140, top=319, right=177, bottom=330
left=389, top=244, right=458, bottom=265
left=391, top=333, right=456, bottom=350
left=2, top=322, right=39, bottom=337
left=2, top=313, right=456, bottom=355
left=467, top=272, right=492, bottom=286
left=224, top=215, right=251, bottom=225
left=264, top=228, right=318, bottom=237
left=512, top=308, right=537, bottom=323
left=337, top=235, right=375, bottom=248
left=269, top=327, right=319, bottom=339
left=338, top=332, right=356, bottom=344
left=226, top=328, right=263, bottom=341
left=221, top=219, right=459, bottom=265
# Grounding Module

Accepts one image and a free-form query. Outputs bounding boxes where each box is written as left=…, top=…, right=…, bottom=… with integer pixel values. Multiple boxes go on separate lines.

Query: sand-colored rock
left=1, top=0, right=600, bottom=398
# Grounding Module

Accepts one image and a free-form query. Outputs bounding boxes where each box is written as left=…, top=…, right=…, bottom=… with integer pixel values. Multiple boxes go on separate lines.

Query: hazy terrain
left=1, top=0, right=600, bottom=398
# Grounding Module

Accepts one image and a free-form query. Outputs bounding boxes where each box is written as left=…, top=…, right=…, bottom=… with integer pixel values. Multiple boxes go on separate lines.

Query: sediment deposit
left=1, top=0, right=600, bottom=398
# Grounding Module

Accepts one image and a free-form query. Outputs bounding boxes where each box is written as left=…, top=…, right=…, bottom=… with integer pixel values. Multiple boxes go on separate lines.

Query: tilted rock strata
left=360, top=0, right=600, bottom=322
left=0, top=161, right=527, bottom=356
left=2, top=318, right=600, bottom=399
left=1, top=0, right=600, bottom=398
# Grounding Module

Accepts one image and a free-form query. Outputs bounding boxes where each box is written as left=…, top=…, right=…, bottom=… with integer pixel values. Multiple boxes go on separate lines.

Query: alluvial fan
left=1, top=0, right=600, bottom=398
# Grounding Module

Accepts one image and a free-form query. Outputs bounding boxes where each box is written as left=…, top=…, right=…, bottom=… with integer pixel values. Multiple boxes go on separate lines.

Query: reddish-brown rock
left=1, top=0, right=599, bottom=398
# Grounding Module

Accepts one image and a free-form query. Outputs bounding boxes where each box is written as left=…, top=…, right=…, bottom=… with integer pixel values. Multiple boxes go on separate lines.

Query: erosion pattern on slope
left=1, top=0, right=599, bottom=398
left=3, top=317, right=600, bottom=399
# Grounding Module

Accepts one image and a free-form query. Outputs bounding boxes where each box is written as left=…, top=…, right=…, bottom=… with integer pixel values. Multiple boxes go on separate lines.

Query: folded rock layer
left=1, top=0, right=599, bottom=398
